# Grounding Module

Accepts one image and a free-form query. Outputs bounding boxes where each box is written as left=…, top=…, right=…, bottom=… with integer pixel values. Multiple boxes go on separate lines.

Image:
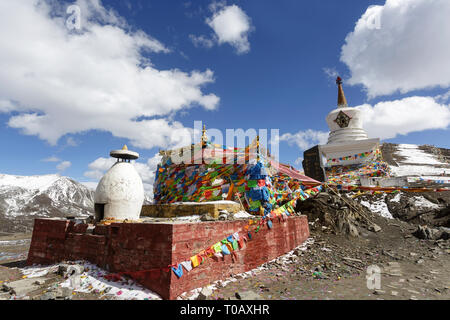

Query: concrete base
left=27, top=216, right=310, bottom=300
left=140, top=201, right=242, bottom=219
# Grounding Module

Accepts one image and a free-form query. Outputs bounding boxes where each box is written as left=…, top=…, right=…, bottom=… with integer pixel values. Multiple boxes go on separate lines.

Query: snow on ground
left=395, top=144, right=445, bottom=165
left=389, top=144, right=450, bottom=177
left=21, top=261, right=162, bottom=300
left=0, top=252, right=27, bottom=262
left=412, top=196, right=440, bottom=210
left=389, top=192, right=402, bottom=203
left=0, top=239, right=30, bottom=246
left=390, top=165, right=449, bottom=177
left=360, top=194, right=393, bottom=219
left=233, top=211, right=254, bottom=218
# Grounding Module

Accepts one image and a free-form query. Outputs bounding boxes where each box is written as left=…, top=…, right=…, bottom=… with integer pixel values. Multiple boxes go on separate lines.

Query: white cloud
left=65, top=136, right=78, bottom=147
left=56, top=160, right=72, bottom=172
left=0, top=100, right=16, bottom=112
left=357, top=96, right=450, bottom=140
left=0, top=0, right=219, bottom=150
left=341, top=0, right=450, bottom=98
left=435, top=90, right=450, bottom=104
left=83, top=157, right=116, bottom=180
left=280, top=129, right=329, bottom=151
left=206, top=4, right=253, bottom=54
left=80, top=181, right=98, bottom=190
left=189, top=34, right=215, bottom=49
left=190, top=2, right=253, bottom=55
left=42, top=156, right=61, bottom=162
left=323, top=67, right=339, bottom=80
left=294, top=157, right=303, bottom=165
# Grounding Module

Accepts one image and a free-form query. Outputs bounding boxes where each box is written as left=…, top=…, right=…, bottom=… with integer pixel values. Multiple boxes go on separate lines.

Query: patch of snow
left=412, top=196, right=440, bottom=210
left=360, top=194, right=393, bottom=219
left=0, top=239, right=30, bottom=246
left=173, top=215, right=202, bottom=221
left=0, top=252, right=27, bottom=262
left=21, top=261, right=162, bottom=300
left=233, top=211, right=253, bottom=218
left=390, top=165, right=448, bottom=177
left=390, top=144, right=450, bottom=177
left=396, top=144, right=445, bottom=165
left=390, top=192, right=402, bottom=203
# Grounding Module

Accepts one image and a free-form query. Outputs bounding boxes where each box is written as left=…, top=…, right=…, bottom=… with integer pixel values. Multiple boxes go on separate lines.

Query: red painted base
left=27, top=216, right=310, bottom=299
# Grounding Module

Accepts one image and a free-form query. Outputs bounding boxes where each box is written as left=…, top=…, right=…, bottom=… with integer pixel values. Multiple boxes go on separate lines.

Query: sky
left=0, top=0, right=449, bottom=196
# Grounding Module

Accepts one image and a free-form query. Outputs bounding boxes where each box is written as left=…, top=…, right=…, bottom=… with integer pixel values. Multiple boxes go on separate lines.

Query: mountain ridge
left=0, top=173, right=95, bottom=233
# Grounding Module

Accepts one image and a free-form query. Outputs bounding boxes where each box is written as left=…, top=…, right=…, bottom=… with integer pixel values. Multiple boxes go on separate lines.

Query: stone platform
left=26, top=216, right=310, bottom=300
left=140, top=200, right=242, bottom=219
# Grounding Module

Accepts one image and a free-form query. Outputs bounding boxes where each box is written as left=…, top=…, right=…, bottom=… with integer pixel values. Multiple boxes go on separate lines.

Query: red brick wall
left=27, top=216, right=309, bottom=300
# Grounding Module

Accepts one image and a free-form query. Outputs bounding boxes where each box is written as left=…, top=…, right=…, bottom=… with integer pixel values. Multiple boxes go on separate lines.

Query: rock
left=412, top=225, right=439, bottom=240
left=235, top=290, right=262, bottom=300
left=349, top=224, right=359, bottom=237
left=373, top=290, right=385, bottom=295
left=368, top=224, right=381, bottom=233
left=416, top=259, right=424, bottom=264
left=200, top=214, right=216, bottom=221
left=33, top=279, right=46, bottom=286
left=0, top=292, right=11, bottom=300
left=2, top=278, right=42, bottom=296
left=56, top=287, right=73, bottom=298
left=391, top=291, right=398, bottom=296
left=196, top=287, right=213, bottom=300
left=57, top=264, right=84, bottom=278
left=343, top=257, right=363, bottom=263
left=39, top=291, right=57, bottom=300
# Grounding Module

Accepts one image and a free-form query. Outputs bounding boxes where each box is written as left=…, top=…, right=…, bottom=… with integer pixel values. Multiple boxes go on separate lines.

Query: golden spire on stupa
left=336, top=76, right=348, bottom=108
left=201, top=124, right=208, bottom=147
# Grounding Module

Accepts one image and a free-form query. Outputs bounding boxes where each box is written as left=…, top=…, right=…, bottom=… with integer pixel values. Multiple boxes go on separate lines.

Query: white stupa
left=94, top=145, right=144, bottom=222
left=317, top=77, right=380, bottom=169
left=325, top=77, right=369, bottom=144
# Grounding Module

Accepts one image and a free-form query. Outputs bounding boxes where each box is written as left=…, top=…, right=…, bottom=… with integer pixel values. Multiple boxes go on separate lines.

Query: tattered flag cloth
left=171, top=264, right=183, bottom=278
left=180, top=261, right=193, bottom=272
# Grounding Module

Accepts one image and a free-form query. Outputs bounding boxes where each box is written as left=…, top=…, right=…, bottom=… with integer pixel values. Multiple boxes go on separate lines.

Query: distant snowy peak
left=0, top=174, right=61, bottom=190
left=0, top=173, right=95, bottom=232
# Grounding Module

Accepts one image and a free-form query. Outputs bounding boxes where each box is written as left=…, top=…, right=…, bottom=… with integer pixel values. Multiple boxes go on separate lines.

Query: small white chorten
left=325, top=77, right=369, bottom=144
left=94, top=145, right=144, bottom=222
left=319, top=77, right=380, bottom=168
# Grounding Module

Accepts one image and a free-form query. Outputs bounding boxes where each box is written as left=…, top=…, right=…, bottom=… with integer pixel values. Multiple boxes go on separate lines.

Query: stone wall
left=27, top=216, right=309, bottom=299
left=140, top=201, right=242, bottom=218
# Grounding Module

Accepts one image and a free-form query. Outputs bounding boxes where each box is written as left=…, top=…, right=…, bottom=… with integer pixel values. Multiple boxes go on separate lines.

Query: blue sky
left=0, top=0, right=449, bottom=192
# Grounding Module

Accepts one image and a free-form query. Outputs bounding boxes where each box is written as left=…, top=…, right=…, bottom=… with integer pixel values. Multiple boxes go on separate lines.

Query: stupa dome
left=325, top=77, right=369, bottom=145
left=94, top=145, right=144, bottom=221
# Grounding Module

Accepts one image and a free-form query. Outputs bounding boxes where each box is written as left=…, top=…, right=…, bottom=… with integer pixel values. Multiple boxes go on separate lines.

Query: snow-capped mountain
left=0, top=174, right=95, bottom=233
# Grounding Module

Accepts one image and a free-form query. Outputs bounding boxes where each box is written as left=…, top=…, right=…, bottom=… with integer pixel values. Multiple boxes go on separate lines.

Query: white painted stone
left=95, top=161, right=144, bottom=221
left=326, top=107, right=369, bottom=145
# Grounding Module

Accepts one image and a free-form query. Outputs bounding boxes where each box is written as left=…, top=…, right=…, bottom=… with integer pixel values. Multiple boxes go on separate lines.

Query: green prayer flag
left=247, top=180, right=257, bottom=188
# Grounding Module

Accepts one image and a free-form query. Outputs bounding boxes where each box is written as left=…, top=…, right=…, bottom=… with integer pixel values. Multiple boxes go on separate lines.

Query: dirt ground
left=0, top=210, right=449, bottom=300
left=204, top=214, right=450, bottom=300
